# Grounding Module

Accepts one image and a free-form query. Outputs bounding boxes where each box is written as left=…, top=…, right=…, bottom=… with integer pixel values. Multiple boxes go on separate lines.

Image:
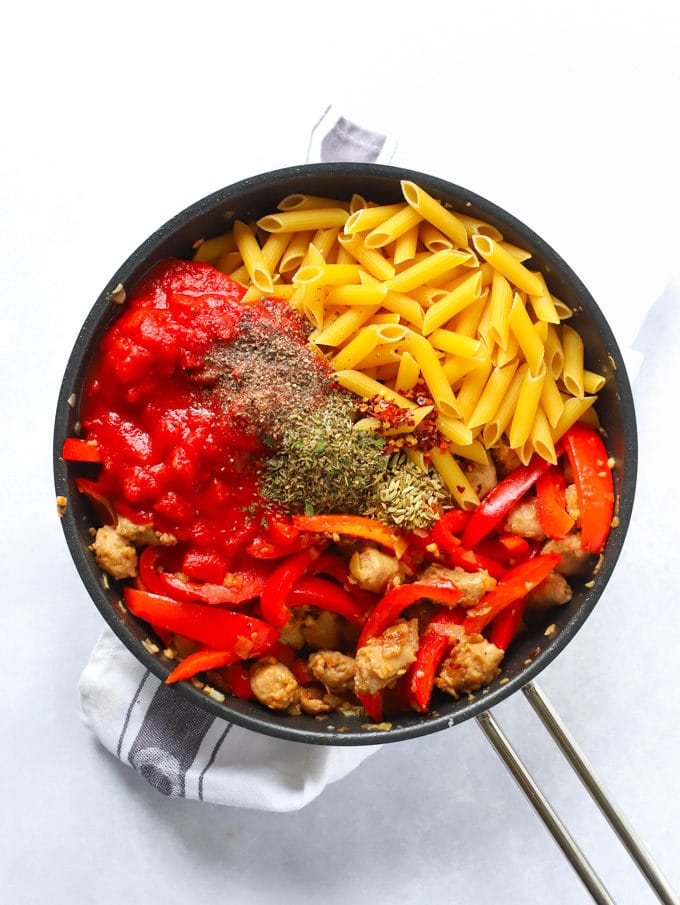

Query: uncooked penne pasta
left=193, top=231, right=237, bottom=262
left=334, top=369, right=418, bottom=409
left=508, top=363, right=546, bottom=449
left=393, top=225, right=419, bottom=266
left=388, top=248, right=471, bottom=294
left=509, top=292, right=545, bottom=375
left=331, top=323, right=407, bottom=371
left=472, top=234, right=543, bottom=296
left=394, top=351, right=421, bottom=391
left=401, top=180, right=468, bottom=248
left=337, top=233, right=396, bottom=281
left=404, top=330, right=461, bottom=419
left=429, top=447, right=480, bottom=510
left=420, top=271, right=482, bottom=336
left=277, top=194, right=351, bottom=212
left=561, top=323, right=585, bottom=397
left=466, top=361, right=519, bottom=430
left=233, top=221, right=273, bottom=293
left=312, top=304, right=382, bottom=347
left=257, top=208, right=349, bottom=233
left=365, top=205, right=423, bottom=249
left=343, top=202, right=405, bottom=234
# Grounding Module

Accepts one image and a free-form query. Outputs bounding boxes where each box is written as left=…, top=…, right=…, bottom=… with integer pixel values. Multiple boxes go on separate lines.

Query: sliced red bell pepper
left=246, top=532, right=318, bottom=559
left=562, top=423, right=615, bottom=554
left=358, top=690, right=383, bottom=721
left=488, top=598, right=527, bottom=651
left=461, top=453, right=553, bottom=549
left=74, top=476, right=117, bottom=525
left=310, top=551, right=351, bottom=587
left=264, top=517, right=301, bottom=547
left=292, top=514, right=408, bottom=558
left=408, top=607, right=466, bottom=712
left=62, top=437, right=102, bottom=463
left=536, top=466, right=575, bottom=539
left=287, top=576, right=367, bottom=627
left=224, top=661, right=256, bottom=699
left=290, top=659, right=313, bottom=685
left=165, top=648, right=241, bottom=684
left=259, top=545, right=325, bottom=627
left=463, top=553, right=561, bottom=635
left=139, top=546, right=269, bottom=606
left=357, top=578, right=463, bottom=648
left=123, top=587, right=279, bottom=654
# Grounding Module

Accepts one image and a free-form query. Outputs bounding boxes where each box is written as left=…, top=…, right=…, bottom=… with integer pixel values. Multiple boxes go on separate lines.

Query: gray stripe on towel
left=127, top=683, right=214, bottom=797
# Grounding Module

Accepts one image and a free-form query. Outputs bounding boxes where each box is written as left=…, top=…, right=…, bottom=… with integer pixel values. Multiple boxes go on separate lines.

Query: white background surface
left=2, top=2, right=679, bottom=902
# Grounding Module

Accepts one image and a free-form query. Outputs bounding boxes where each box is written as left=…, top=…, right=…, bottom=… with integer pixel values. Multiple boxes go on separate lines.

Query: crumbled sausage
left=278, top=612, right=305, bottom=650
left=542, top=533, right=593, bottom=576
left=420, top=562, right=497, bottom=607
left=302, top=610, right=343, bottom=650
left=502, top=497, right=546, bottom=539
left=115, top=516, right=177, bottom=547
left=464, top=458, right=498, bottom=499
left=249, top=658, right=299, bottom=710
left=308, top=650, right=356, bottom=694
left=354, top=619, right=419, bottom=696
left=491, top=441, right=522, bottom=478
left=349, top=546, right=402, bottom=594
left=435, top=632, right=504, bottom=698
left=91, top=525, right=137, bottom=579
left=526, top=571, right=573, bottom=611
left=298, top=684, right=345, bottom=715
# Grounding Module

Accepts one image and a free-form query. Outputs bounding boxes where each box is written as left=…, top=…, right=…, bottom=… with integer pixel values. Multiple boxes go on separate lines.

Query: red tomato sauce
left=81, top=260, right=272, bottom=563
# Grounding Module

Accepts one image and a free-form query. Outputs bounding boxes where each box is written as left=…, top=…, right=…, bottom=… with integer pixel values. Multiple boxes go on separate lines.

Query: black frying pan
left=53, top=163, right=637, bottom=747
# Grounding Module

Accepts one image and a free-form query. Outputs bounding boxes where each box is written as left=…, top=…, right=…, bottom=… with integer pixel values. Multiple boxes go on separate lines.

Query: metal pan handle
left=477, top=681, right=678, bottom=905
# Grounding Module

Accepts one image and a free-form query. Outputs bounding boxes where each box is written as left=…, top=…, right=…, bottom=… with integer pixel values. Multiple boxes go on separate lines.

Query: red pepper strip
left=123, top=587, right=279, bottom=654
left=165, top=648, right=241, bottom=684
left=357, top=578, right=463, bottom=648
left=149, top=623, right=173, bottom=648
left=139, top=547, right=269, bottom=606
left=264, top=641, right=297, bottom=667
left=536, top=466, right=575, bottom=539
left=265, top=517, right=301, bottom=547
left=562, top=423, right=615, bottom=554
left=74, top=476, right=117, bottom=525
left=408, top=607, right=466, bottom=712
left=476, top=534, right=531, bottom=565
left=463, top=553, right=561, bottom=635
left=310, top=551, right=350, bottom=587
left=246, top=532, right=317, bottom=559
left=358, top=691, right=383, bottom=722
left=287, top=577, right=367, bottom=628
left=224, top=661, right=255, bottom=699
left=488, top=597, right=528, bottom=651
left=429, top=511, right=507, bottom=579
left=62, top=437, right=102, bottom=463
left=259, top=545, right=325, bottom=627
left=292, top=514, right=407, bottom=559
left=290, top=659, right=313, bottom=685
left=461, top=453, right=553, bottom=550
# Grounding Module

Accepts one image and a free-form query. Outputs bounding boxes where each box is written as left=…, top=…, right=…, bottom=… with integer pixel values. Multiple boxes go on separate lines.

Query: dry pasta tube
left=294, top=262, right=363, bottom=287
left=192, top=231, right=237, bottom=262
left=280, top=230, right=316, bottom=273
left=544, top=323, right=564, bottom=378
left=561, top=324, right=585, bottom=397
left=383, top=291, right=425, bottom=329
left=508, top=364, right=546, bottom=449
left=527, top=407, right=557, bottom=465
left=233, top=221, right=274, bottom=294
left=472, top=235, right=543, bottom=296
left=337, top=233, right=396, bottom=281
left=421, top=271, right=483, bottom=336
left=400, top=180, right=468, bottom=248
left=326, top=283, right=388, bottom=306
left=436, top=415, right=474, bottom=447
left=482, top=364, right=527, bottom=448
left=343, top=202, right=405, bottom=234
left=387, top=249, right=471, bottom=294
left=404, top=331, right=461, bottom=420
left=331, top=323, right=408, bottom=371
left=509, top=292, right=545, bottom=375
left=550, top=396, right=597, bottom=443
left=456, top=358, right=493, bottom=424
left=528, top=271, right=560, bottom=324
left=540, top=369, right=565, bottom=429
left=257, top=208, right=349, bottom=233
left=333, top=369, right=418, bottom=410
left=393, top=226, right=419, bottom=266
left=428, top=328, right=481, bottom=359
left=394, top=351, right=421, bottom=391
left=429, top=448, right=480, bottom=510
left=365, top=205, right=423, bottom=249
left=277, top=194, right=351, bottom=212
left=467, top=361, right=519, bottom=430
left=312, top=305, right=382, bottom=347
left=456, top=213, right=504, bottom=243
left=583, top=369, right=606, bottom=394
left=487, top=270, right=513, bottom=350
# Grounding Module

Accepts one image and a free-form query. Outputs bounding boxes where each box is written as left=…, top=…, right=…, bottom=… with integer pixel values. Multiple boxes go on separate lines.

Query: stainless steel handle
left=477, top=681, right=679, bottom=905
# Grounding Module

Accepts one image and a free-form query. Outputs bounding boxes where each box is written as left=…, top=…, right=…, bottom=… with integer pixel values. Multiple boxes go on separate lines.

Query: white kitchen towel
left=79, top=628, right=381, bottom=811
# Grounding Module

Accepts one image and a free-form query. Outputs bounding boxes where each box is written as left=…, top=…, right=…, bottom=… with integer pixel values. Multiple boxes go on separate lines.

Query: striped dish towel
left=77, top=109, right=393, bottom=810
